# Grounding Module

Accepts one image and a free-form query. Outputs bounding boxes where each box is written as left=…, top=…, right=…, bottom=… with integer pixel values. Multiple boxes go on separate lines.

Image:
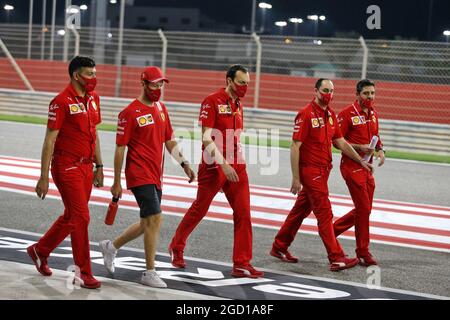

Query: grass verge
left=1, top=114, right=449, bottom=164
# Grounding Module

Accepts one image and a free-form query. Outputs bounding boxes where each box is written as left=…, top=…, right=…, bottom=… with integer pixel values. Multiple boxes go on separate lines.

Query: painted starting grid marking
left=0, top=155, right=449, bottom=253
left=0, top=228, right=446, bottom=300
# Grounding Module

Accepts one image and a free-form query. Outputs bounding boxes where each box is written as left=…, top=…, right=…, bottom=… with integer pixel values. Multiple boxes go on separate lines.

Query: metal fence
left=0, top=23, right=449, bottom=124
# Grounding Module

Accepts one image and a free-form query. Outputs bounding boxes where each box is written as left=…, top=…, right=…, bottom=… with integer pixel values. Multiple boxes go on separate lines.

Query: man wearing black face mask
left=28, top=56, right=103, bottom=289
left=169, top=64, right=264, bottom=278
left=333, top=79, right=385, bottom=266
left=99, top=66, right=195, bottom=288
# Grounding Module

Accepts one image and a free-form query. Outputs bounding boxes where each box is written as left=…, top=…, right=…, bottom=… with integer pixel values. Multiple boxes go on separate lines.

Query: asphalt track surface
left=0, top=121, right=449, bottom=298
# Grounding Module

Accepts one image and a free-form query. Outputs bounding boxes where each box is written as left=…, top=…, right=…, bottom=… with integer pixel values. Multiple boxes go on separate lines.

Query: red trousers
left=36, top=155, right=94, bottom=276
left=170, top=163, right=253, bottom=265
left=334, top=162, right=375, bottom=257
left=273, top=165, right=345, bottom=262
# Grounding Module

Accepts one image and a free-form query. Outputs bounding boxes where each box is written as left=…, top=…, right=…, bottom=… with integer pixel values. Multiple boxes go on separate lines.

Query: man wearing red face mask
left=168, top=65, right=264, bottom=278
left=99, top=66, right=195, bottom=288
left=333, top=79, right=385, bottom=266
left=28, top=56, right=103, bottom=289
left=270, top=78, right=374, bottom=271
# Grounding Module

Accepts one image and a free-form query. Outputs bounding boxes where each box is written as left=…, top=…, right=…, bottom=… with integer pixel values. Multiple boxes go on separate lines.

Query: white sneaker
left=141, top=270, right=167, bottom=288
left=99, top=240, right=116, bottom=274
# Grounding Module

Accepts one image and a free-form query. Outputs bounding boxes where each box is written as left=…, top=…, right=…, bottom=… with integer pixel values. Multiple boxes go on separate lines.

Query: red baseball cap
left=141, top=66, right=169, bottom=83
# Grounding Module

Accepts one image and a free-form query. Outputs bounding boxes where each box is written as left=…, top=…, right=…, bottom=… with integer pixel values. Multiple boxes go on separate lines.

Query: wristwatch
left=95, top=164, right=104, bottom=169
left=181, top=161, right=189, bottom=168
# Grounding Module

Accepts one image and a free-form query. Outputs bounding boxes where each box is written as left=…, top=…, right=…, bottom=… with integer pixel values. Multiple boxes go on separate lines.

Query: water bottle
left=105, top=197, right=119, bottom=225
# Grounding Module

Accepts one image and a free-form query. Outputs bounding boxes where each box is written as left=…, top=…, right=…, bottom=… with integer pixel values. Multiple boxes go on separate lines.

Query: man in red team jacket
left=333, top=79, right=385, bottom=266
left=29, top=56, right=104, bottom=289
left=270, top=78, right=374, bottom=271
left=99, top=66, right=195, bottom=288
left=169, top=64, right=264, bottom=278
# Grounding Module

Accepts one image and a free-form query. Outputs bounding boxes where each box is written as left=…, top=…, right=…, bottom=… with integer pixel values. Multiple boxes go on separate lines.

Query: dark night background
left=0, top=0, right=449, bottom=41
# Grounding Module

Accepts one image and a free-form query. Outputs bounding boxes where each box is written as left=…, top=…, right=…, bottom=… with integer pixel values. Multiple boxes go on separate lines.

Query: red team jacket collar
left=310, top=98, right=329, bottom=115
left=65, top=82, right=94, bottom=99
left=353, top=99, right=373, bottom=116
left=219, top=87, right=240, bottom=104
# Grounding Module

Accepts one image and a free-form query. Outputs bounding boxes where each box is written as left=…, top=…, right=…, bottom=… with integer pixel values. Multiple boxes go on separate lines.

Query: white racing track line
left=0, top=227, right=448, bottom=300
left=1, top=155, right=450, bottom=253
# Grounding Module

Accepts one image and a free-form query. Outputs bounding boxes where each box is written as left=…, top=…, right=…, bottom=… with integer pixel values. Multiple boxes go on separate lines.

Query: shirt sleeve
left=292, top=109, right=310, bottom=142
left=198, top=97, right=216, bottom=128
left=163, top=104, right=174, bottom=142
left=47, top=97, right=66, bottom=130
left=116, top=110, right=134, bottom=146
left=332, top=112, right=343, bottom=140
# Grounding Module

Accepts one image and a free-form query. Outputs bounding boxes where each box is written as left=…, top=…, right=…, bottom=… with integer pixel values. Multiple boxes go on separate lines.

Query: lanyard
left=312, top=105, right=332, bottom=159
left=226, top=99, right=241, bottom=131
left=352, top=103, right=372, bottom=141
left=74, top=95, right=95, bottom=156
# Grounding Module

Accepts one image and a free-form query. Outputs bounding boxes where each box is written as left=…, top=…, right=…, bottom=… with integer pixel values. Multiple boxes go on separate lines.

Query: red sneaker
left=74, top=274, right=101, bottom=289
left=169, top=246, right=186, bottom=269
left=27, top=244, right=52, bottom=276
left=270, top=245, right=299, bottom=263
left=329, top=256, right=359, bottom=272
left=231, top=264, right=264, bottom=278
left=358, top=253, right=378, bottom=266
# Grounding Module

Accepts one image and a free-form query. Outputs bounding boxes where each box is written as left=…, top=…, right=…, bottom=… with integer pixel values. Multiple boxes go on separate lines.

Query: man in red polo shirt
left=333, top=79, right=385, bottom=266
left=29, top=56, right=103, bottom=289
left=168, top=64, right=264, bottom=278
left=99, top=66, right=195, bottom=288
left=270, top=78, right=373, bottom=271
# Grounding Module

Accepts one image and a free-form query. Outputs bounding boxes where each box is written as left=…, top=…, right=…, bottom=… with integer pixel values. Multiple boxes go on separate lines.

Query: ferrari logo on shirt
left=136, top=114, right=154, bottom=127
left=69, top=104, right=83, bottom=114
left=372, top=115, right=377, bottom=123
left=328, top=117, right=333, bottom=125
left=311, top=118, right=320, bottom=128
left=91, top=100, right=97, bottom=111
left=218, top=104, right=232, bottom=114
left=160, top=113, right=165, bottom=121
left=352, top=116, right=363, bottom=125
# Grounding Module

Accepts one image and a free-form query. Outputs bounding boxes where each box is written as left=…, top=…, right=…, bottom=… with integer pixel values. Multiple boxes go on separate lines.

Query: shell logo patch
left=311, top=118, right=320, bottom=128
left=136, top=114, right=154, bottom=127
left=218, top=104, right=231, bottom=114
left=352, top=116, right=363, bottom=125
left=69, top=104, right=83, bottom=114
